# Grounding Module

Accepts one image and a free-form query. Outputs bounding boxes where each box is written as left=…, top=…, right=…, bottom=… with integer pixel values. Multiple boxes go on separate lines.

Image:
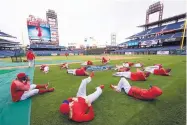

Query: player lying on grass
left=102, top=57, right=110, bottom=65
left=67, top=67, right=91, bottom=76
left=114, top=65, right=130, bottom=72
left=142, top=66, right=171, bottom=76
left=60, top=63, right=69, bottom=69
left=110, top=77, right=162, bottom=100
left=59, top=72, right=104, bottom=122
left=40, top=64, right=49, bottom=73
left=81, top=60, right=93, bottom=66
left=113, top=69, right=150, bottom=81
left=10, top=73, right=54, bottom=102
left=122, top=62, right=134, bottom=67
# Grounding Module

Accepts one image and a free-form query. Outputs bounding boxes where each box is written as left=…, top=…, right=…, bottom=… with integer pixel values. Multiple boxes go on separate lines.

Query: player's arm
left=81, top=106, right=94, bottom=122
left=16, top=83, right=30, bottom=91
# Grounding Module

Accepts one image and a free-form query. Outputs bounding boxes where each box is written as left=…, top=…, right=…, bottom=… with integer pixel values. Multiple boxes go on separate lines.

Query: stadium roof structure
left=138, top=13, right=186, bottom=28
left=0, top=31, right=16, bottom=38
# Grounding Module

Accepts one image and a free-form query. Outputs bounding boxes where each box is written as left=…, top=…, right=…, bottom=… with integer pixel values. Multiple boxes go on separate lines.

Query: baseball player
left=59, top=72, right=104, bottom=122
left=67, top=67, right=91, bottom=76
left=81, top=60, right=93, bottom=66
left=26, top=49, right=35, bottom=68
left=143, top=66, right=171, bottom=76
left=122, top=62, right=134, bottom=67
left=60, top=63, right=69, bottom=69
left=10, top=73, right=54, bottom=102
left=40, top=64, right=49, bottom=73
left=110, top=77, right=162, bottom=100
left=113, top=69, right=150, bottom=81
left=102, top=57, right=110, bottom=65
left=114, top=65, right=130, bottom=72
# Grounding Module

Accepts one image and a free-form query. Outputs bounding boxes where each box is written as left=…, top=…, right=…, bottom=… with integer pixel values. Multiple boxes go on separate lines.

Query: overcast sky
left=0, top=0, right=186, bottom=46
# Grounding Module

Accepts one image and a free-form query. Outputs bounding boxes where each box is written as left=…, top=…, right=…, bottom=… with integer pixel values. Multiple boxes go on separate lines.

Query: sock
left=36, top=84, right=47, bottom=89
left=39, top=89, right=49, bottom=94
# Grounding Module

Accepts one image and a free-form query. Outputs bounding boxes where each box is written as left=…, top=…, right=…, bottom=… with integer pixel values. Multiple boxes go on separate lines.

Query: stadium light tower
left=145, top=1, right=164, bottom=27
left=111, top=33, right=116, bottom=46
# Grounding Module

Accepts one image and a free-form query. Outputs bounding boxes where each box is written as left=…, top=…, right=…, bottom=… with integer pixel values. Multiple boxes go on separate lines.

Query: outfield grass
left=31, top=55, right=186, bottom=125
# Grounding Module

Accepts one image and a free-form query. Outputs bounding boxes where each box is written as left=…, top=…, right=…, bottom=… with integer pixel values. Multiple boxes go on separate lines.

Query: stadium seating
left=173, top=32, right=183, bottom=38
left=164, top=21, right=184, bottom=31
left=0, top=50, right=15, bottom=57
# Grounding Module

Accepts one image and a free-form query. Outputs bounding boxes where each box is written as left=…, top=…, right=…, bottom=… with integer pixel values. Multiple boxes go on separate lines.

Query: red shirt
left=128, top=86, right=162, bottom=100
left=26, top=51, right=35, bottom=60
left=75, top=69, right=86, bottom=76
left=68, top=97, right=94, bottom=122
left=130, top=72, right=146, bottom=81
left=102, top=57, right=107, bottom=63
left=154, top=68, right=169, bottom=76
left=10, top=80, right=30, bottom=102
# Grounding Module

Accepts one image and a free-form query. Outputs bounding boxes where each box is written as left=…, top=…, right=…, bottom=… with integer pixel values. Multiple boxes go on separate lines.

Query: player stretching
left=110, top=77, right=162, bottom=100
left=10, top=73, right=54, bottom=102
left=59, top=72, right=104, bottom=122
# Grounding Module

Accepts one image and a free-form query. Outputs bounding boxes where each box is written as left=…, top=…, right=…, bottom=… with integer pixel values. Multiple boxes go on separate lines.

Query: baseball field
left=0, top=55, right=186, bottom=125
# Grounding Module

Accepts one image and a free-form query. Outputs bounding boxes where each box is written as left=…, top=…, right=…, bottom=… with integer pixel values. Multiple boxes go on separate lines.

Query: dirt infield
left=0, top=55, right=141, bottom=70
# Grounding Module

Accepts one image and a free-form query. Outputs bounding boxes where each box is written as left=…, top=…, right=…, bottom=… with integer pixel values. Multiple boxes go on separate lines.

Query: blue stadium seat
left=164, top=21, right=184, bottom=31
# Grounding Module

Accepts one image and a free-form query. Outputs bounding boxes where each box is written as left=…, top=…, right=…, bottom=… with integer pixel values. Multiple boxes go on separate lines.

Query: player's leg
left=81, top=62, right=87, bottom=66
left=28, top=60, right=31, bottom=67
left=44, top=66, right=49, bottom=73
left=67, top=69, right=76, bottom=74
left=76, top=77, right=92, bottom=97
left=87, top=86, right=103, bottom=104
left=113, top=71, right=131, bottom=78
left=144, top=66, right=159, bottom=73
left=123, top=63, right=129, bottom=67
left=110, top=77, right=131, bottom=93
left=30, top=84, right=48, bottom=90
left=134, top=63, right=141, bottom=68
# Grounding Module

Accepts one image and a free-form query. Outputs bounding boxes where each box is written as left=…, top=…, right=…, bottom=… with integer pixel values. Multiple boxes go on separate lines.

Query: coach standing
left=26, top=49, right=35, bottom=68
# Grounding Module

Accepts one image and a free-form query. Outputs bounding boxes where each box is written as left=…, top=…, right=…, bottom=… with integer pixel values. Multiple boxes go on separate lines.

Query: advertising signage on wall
left=162, top=37, right=181, bottom=42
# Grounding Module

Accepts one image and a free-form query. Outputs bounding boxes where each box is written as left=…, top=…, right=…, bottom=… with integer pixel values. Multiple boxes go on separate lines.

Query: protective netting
left=0, top=68, right=34, bottom=125
left=0, top=60, right=82, bottom=67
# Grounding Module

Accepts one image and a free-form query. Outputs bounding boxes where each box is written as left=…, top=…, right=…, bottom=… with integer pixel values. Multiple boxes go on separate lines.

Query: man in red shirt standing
left=10, top=73, right=54, bottom=102
left=113, top=69, right=150, bottom=81
left=110, top=77, right=162, bottom=100
left=67, top=67, right=91, bottom=76
left=26, top=49, right=35, bottom=68
left=59, top=72, right=104, bottom=122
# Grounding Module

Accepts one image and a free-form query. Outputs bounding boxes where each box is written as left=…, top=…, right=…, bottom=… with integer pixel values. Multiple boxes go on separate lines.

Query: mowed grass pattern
left=31, top=55, right=186, bottom=125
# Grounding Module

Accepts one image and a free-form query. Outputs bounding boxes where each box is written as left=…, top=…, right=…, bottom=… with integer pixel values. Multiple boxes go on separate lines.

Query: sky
left=0, top=0, right=186, bottom=46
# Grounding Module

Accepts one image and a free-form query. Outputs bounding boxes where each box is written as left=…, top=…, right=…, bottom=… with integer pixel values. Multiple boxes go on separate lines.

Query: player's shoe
left=165, top=69, right=171, bottom=73
left=110, top=84, right=120, bottom=92
left=99, top=85, right=105, bottom=89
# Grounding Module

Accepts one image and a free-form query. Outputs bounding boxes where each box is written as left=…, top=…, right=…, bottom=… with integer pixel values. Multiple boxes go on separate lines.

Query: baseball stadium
left=0, top=1, right=186, bottom=125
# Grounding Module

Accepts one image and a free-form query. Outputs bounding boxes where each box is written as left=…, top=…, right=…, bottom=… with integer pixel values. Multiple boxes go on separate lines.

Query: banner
left=162, top=37, right=181, bottom=42
left=157, top=51, right=169, bottom=55
left=51, top=53, right=57, bottom=56
left=69, top=53, right=74, bottom=55
left=60, top=53, right=65, bottom=56
left=125, top=52, right=132, bottom=55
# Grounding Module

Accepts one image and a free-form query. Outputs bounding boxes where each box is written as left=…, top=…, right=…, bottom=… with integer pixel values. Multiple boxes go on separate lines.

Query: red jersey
left=154, top=68, right=169, bottom=76
left=128, top=86, right=162, bottom=100
left=130, top=72, right=146, bottom=81
left=10, top=80, right=30, bottom=102
left=102, top=57, right=107, bottom=63
left=75, top=69, right=86, bottom=76
left=68, top=97, right=94, bottom=122
left=26, top=51, right=35, bottom=60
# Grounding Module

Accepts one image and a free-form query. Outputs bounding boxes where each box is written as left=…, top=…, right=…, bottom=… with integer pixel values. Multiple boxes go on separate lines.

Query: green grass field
left=31, top=55, right=186, bottom=125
